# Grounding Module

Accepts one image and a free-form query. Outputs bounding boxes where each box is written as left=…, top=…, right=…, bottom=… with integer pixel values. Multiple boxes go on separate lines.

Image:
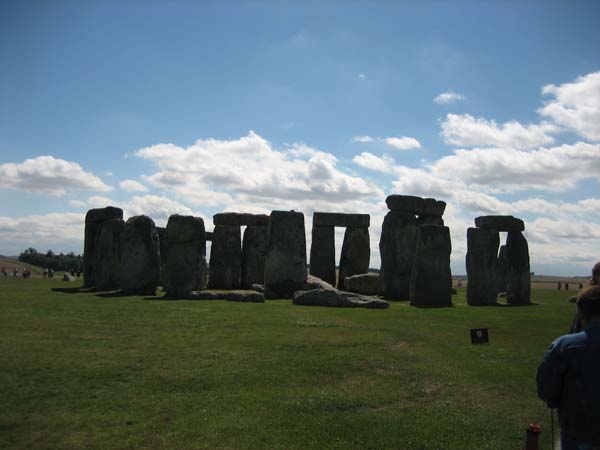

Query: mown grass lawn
left=0, top=277, right=573, bottom=450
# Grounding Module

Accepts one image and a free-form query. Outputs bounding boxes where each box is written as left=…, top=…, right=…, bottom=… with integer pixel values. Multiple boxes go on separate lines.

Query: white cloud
left=358, top=73, right=366, bottom=79
left=352, top=152, right=396, bottom=174
left=351, top=135, right=422, bottom=150
left=433, top=90, right=465, bottom=104
left=539, top=71, right=600, bottom=141
left=0, top=213, right=85, bottom=255
left=68, top=200, right=86, bottom=208
left=384, top=136, right=422, bottom=150
left=441, top=113, right=556, bottom=149
left=136, top=131, right=383, bottom=211
left=119, top=179, right=148, bottom=192
left=0, top=156, right=112, bottom=196
left=351, top=135, right=374, bottom=143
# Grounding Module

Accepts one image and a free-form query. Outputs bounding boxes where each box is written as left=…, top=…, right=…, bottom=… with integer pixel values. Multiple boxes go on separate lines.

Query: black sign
left=470, top=328, right=489, bottom=344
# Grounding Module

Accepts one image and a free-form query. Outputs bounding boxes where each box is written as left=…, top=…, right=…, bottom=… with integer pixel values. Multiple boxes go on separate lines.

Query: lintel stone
left=312, top=212, right=370, bottom=228
left=213, top=212, right=269, bottom=226
left=385, top=195, right=446, bottom=216
left=475, top=215, right=525, bottom=232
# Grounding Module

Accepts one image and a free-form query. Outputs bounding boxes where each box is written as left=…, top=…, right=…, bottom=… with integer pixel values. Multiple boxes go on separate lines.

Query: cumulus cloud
left=0, top=213, right=85, bottom=255
left=119, top=179, right=148, bottom=192
left=351, top=135, right=422, bottom=150
left=433, top=90, right=465, bottom=104
left=136, top=131, right=383, bottom=212
left=441, top=113, right=556, bottom=149
left=351, top=135, right=374, bottom=143
left=539, top=71, right=600, bottom=141
left=0, top=156, right=112, bottom=196
left=384, top=136, right=422, bottom=150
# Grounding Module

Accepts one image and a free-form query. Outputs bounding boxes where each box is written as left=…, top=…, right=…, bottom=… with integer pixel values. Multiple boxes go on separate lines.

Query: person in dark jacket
left=569, top=262, right=600, bottom=333
left=537, top=285, right=600, bottom=450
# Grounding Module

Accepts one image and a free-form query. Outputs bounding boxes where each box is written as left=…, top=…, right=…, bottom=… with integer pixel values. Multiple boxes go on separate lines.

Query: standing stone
left=117, top=215, right=160, bottom=295
left=409, top=225, right=452, bottom=307
left=379, top=211, right=418, bottom=299
left=208, top=225, right=242, bottom=289
left=93, top=218, right=124, bottom=290
left=264, top=210, right=307, bottom=298
left=84, top=206, right=123, bottom=287
left=495, top=245, right=508, bottom=294
left=416, top=215, right=444, bottom=226
left=466, top=227, right=500, bottom=306
left=506, top=231, right=531, bottom=305
left=309, top=226, right=336, bottom=287
left=242, top=225, right=268, bottom=288
left=164, top=215, right=207, bottom=298
left=338, top=227, right=370, bottom=290
left=156, top=227, right=168, bottom=286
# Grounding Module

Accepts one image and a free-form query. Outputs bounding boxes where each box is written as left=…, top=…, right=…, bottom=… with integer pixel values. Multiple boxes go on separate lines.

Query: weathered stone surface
left=466, top=227, right=500, bottom=306
left=379, top=211, right=418, bottom=299
left=83, top=206, right=123, bottom=287
left=302, top=274, right=336, bottom=291
left=385, top=195, right=446, bottom=216
left=188, top=290, right=265, bottom=303
left=164, top=215, right=207, bottom=298
left=506, top=231, right=531, bottom=305
left=409, top=225, right=452, bottom=307
left=156, top=227, right=168, bottom=285
left=416, top=215, right=444, bottom=226
left=338, top=227, right=370, bottom=290
left=251, top=284, right=264, bottom=293
left=85, top=206, right=123, bottom=224
left=312, top=212, right=370, bottom=228
left=474, top=215, right=525, bottom=232
left=309, top=226, right=336, bottom=286
left=208, top=225, right=242, bottom=289
left=495, top=245, right=508, bottom=294
left=117, top=215, right=160, bottom=295
left=242, top=225, right=267, bottom=288
left=264, top=210, right=307, bottom=298
left=344, top=273, right=380, bottom=295
left=214, top=213, right=269, bottom=226
left=292, top=288, right=389, bottom=309
left=93, top=218, right=124, bottom=290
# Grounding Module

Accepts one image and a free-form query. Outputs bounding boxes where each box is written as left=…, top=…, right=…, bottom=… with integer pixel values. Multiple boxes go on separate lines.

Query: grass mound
left=0, top=277, right=574, bottom=449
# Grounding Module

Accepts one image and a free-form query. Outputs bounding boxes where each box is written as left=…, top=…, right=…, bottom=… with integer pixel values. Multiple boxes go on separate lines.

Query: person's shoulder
left=551, top=331, right=588, bottom=351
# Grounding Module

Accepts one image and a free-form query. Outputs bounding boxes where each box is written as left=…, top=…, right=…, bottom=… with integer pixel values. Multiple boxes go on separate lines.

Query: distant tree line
left=18, top=248, right=83, bottom=271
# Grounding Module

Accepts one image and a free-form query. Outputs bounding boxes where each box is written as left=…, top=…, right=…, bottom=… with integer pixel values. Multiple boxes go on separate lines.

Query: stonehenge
left=379, top=195, right=451, bottom=306
left=81, top=196, right=535, bottom=309
left=466, top=215, right=531, bottom=305
left=309, top=212, right=370, bottom=289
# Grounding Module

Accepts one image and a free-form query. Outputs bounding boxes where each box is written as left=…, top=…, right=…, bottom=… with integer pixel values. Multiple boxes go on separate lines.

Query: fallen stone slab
left=213, top=213, right=269, bottom=226
left=63, top=273, right=75, bottom=281
left=292, top=288, right=389, bottom=309
left=385, top=195, right=446, bottom=216
left=474, top=215, right=525, bottom=232
left=302, top=274, right=336, bottom=291
left=344, top=273, right=380, bottom=295
left=188, top=290, right=265, bottom=303
left=251, top=284, right=264, bottom=293
left=312, top=212, right=370, bottom=228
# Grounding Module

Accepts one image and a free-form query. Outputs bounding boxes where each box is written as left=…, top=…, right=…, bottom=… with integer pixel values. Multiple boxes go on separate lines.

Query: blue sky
left=1, top=1, right=599, bottom=275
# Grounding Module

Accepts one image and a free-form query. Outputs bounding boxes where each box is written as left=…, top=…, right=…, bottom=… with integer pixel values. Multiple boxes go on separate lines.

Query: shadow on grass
left=51, top=286, right=93, bottom=294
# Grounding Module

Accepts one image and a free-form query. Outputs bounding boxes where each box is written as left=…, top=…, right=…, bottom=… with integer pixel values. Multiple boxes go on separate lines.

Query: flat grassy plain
left=0, top=277, right=574, bottom=450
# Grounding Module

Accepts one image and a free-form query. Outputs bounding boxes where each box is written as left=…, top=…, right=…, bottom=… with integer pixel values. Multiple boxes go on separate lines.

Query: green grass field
left=0, top=277, right=574, bottom=450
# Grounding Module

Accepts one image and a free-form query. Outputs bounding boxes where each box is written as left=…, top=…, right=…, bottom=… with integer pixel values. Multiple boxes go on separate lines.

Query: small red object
left=523, top=423, right=541, bottom=450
